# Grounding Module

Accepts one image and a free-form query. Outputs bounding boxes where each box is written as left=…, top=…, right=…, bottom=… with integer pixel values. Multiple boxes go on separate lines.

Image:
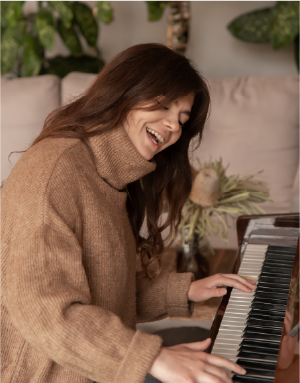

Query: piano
left=207, top=213, right=299, bottom=383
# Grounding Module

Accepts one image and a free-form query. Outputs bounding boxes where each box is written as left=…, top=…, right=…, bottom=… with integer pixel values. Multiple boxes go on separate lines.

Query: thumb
left=202, top=287, right=227, bottom=300
left=216, top=288, right=227, bottom=297
left=183, top=338, right=211, bottom=351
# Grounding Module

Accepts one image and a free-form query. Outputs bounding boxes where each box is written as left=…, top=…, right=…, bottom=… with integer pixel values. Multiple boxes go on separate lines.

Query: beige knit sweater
left=1, top=126, right=194, bottom=383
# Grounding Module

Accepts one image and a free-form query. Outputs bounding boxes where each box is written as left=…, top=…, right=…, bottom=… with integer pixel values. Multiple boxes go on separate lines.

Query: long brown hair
left=31, top=43, right=210, bottom=277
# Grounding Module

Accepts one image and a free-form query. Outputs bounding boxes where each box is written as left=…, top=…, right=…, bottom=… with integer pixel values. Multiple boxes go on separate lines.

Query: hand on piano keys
left=149, top=337, right=247, bottom=383
left=187, top=273, right=257, bottom=302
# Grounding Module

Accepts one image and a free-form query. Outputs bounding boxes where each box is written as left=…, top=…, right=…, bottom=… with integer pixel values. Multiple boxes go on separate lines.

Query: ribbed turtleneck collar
left=86, top=126, right=156, bottom=190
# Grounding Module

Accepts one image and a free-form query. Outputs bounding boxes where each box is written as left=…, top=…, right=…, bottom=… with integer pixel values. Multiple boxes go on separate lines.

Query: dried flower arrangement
left=178, top=158, right=273, bottom=253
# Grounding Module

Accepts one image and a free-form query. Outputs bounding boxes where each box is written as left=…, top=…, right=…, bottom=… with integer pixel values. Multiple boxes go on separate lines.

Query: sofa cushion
left=61, top=73, right=299, bottom=249
left=61, top=72, right=97, bottom=105
left=191, top=76, right=299, bottom=248
left=1, top=75, right=60, bottom=183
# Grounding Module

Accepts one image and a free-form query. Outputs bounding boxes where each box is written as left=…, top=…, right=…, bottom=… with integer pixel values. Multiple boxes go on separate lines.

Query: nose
left=162, top=114, right=180, bottom=132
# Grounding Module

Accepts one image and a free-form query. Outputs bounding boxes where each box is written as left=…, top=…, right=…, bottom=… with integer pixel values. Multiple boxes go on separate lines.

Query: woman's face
left=123, top=94, right=194, bottom=160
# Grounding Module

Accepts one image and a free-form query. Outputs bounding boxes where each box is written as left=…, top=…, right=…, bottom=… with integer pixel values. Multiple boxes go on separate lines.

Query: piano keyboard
left=211, top=243, right=297, bottom=383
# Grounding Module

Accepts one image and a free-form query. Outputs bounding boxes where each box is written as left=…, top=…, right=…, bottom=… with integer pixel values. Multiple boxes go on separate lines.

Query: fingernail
left=250, top=280, right=256, bottom=285
left=242, top=368, right=247, bottom=374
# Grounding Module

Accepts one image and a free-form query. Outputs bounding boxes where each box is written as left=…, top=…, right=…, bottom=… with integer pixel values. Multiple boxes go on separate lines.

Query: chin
left=143, top=153, right=154, bottom=161
left=138, top=147, right=154, bottom=161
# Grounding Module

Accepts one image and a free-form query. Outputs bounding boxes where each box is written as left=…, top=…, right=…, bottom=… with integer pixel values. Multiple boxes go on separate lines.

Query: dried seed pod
left=190, top=168, right=219, bottom=206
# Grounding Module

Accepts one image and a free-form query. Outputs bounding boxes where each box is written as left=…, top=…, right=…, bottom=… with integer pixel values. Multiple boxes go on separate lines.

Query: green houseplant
left=227, top=1, right=299, bottom=71
left=176, top=158, right=272, bottom=278
left=1, top=1, right=115, bottom=78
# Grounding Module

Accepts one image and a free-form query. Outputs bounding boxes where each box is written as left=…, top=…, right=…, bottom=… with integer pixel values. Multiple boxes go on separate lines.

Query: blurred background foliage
left=228, top=1, right=299, bottom=71
left=1, top=1, right=112, bottom=78
left=1, top=1, right=189, bottom=78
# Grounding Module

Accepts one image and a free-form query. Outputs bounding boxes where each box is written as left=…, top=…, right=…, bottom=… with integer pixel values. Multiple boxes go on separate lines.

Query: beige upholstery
left=191, top=76, right=299, bottom=248
left=61, top=72, right=96, bottom=106
left=2, top=72, right=298, bottom=248
left=1, top=75, right=60, bottom=182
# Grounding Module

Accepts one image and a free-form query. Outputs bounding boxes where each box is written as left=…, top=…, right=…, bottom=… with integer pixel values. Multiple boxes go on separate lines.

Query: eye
left=163, top=107, right=169, bottom=110
left=179, top=121, right=184, bottom=127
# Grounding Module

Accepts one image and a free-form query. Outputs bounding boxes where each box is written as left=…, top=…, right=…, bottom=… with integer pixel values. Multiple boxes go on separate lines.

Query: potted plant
left=177, top=158, right=272, bottom=279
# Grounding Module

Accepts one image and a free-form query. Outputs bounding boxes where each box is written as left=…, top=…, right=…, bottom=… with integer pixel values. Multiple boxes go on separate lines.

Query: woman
left=1, top=43, right=255, bottom=383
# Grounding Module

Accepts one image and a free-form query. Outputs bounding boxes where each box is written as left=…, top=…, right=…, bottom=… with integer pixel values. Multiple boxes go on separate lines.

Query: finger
left=182, top=338, right=211, bottom=351
left=205, top=354, right=246, bottom=375
left=203, top=363, right=233, bottom=383
left=215, top=274, right=256, bottom=292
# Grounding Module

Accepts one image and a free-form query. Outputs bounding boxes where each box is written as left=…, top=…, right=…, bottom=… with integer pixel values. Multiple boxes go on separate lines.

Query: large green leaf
left=21, top=34, right=42, bottom=77
left=74, top=2, right=98, bottom=47
left=47, top=1, right=73, bottom=28
left=96, top=1, right=113, bottom=24
left=227, top=7, right=273, bottom=43
left=0, top=0, right=10, bottom=24
left=294, top=34, right=299, bottom=72
left=40, top=55, right=105, bottom=78
left=1, top=20, right=26, bottom=74
left=35, top=8, right=55, bottom=50
left=0, top=25, right=6, bottom=44
left=270, top=1, right=299, bottom=50
left=57, top=19, right=83, bottom=56
left=1, top=1, right=24, bottom=27
left=146, top=1, right=169, bottom=22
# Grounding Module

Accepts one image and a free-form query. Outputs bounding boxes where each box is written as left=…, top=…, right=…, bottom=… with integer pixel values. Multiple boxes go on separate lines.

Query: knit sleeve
left=5, top=221, right=163, bottom=383
left=136, top=271, right=194, bottom=323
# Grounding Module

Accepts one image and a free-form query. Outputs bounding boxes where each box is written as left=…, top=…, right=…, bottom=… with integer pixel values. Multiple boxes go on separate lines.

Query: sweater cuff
left=166, top=272, right=195, bottom=318
left=114, top=330, right=163, bottom=383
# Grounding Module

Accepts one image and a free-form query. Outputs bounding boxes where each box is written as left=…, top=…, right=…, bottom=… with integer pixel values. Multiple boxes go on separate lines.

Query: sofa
left=2, top=73, right=299, bottom=249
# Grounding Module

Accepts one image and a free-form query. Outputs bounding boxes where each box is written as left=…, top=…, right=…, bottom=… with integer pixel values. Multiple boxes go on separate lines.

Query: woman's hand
left=149, top=338, right=246, bottom=383
left=188, top=274, right=256, bottom=302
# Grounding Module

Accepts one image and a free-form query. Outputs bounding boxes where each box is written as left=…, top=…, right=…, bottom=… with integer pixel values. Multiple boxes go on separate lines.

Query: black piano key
left=247, top=311, right=285, bottom=320
left=243, top=332, right=282, bottom=342
left=237, top=359, right=276, bottom=376
left=248, top=308, right=285, bottom=318
left=247, top=318, right=284, bottom=328
left=267, top=244, right=297, bottom=253
left=256, top=284, right=290, bottom=294
left=259, top=270, right=292, bottom=278
left=240, top=339, right=280, bottom=351
left=241, top=367, right=275, bottom=378
left=251, top=302, right=286, bottom=311
left=266, top=254, right=295, bottom=260
left=263, top=257, right=294, bottom=268
left=256, top=281, right=290, bottom=290
left=243, top=326, right=282, bottom=336
left=237, top=351, right=278, bottom=362
left=239, top=344, right=280, bottom=356
left=233, top=377, right=274, bottom=383
left=252, top=295, right=288, bottom=303
left=262, top=265, right=294, bottom=273
left=258, top=275, right=291, bottom=287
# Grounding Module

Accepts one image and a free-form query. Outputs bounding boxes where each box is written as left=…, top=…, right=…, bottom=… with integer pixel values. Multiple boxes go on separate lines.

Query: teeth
left=146, top=127, right=164, bottom=144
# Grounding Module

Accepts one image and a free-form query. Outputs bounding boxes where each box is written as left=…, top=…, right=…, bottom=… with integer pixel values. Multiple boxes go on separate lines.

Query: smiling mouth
left=146, top=127, right=165, bottom=145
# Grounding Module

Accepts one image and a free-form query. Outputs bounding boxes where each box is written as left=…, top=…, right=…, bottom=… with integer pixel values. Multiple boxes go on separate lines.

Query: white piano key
left=213, top=345, right=240, bottom=352
left=221, top=321, right=246, bottom=327
left=222, top=313, right=248, bottom=319
left=210, top=243, right=277, bottom=367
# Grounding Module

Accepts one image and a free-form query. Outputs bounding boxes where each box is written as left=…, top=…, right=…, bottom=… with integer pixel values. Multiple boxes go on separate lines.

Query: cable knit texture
left=1, top=126, right=194, bottom=383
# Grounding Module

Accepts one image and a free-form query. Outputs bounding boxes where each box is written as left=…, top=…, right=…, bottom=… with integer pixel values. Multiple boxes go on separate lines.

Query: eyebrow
left=173, top=100, right=191, bottom=117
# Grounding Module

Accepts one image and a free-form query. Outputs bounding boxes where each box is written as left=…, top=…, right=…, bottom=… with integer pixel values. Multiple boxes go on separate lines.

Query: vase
left=176, top=229, right=210, bottom=280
